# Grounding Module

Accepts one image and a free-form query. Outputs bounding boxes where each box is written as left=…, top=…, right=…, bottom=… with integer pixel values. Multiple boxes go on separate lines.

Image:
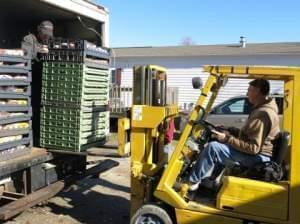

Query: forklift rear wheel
left=130, top=204, right=173, bottom=224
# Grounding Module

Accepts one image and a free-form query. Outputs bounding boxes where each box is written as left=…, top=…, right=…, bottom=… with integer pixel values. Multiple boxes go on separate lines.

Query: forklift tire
left=130, top=204, right=173, bottom=224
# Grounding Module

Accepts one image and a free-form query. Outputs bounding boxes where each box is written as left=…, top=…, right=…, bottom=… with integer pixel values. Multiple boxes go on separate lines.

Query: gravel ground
left=4, top=135, right=130, bottom=224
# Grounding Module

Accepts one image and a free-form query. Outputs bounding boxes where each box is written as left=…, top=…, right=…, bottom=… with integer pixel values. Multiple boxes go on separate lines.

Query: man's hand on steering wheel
left=211, top=129, right=227, bottom=143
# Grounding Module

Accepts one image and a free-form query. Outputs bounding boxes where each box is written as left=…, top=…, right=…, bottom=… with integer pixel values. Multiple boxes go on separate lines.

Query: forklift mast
left=129, top=65, right=178, bottom=214
left=133, top=65, right=167, bottom=106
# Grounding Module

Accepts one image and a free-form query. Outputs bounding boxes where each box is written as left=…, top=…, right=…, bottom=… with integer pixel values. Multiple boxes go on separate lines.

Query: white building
left=112, top=42, right=300, bottom=108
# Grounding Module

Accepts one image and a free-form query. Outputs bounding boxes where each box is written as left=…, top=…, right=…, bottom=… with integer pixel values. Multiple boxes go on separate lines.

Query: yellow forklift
left=129, top=65, right=300, bottom=224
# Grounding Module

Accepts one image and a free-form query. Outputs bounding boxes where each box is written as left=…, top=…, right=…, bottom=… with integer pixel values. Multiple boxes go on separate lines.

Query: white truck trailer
left=0, top=0, right=111, bottom=221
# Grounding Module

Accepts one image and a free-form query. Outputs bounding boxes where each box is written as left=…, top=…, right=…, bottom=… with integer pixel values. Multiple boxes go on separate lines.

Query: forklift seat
left=241, top=131, right=290, bottom=182
left=232, top=131, right=290, bottom=182
left=271, top=131, right=290, bottom=165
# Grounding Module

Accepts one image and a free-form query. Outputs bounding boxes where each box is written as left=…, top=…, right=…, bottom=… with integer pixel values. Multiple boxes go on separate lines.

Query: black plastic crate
left=42, top=38, right=110, bottom=63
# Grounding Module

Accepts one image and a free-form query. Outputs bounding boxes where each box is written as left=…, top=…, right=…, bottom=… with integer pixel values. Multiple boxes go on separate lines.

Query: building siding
left=116, top=55, right=292, bottom=109
left=120, top=67, right=283, bottom=109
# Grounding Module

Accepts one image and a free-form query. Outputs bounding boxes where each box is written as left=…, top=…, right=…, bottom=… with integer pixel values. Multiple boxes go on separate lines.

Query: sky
left=97, top=0, right=300, bottom=48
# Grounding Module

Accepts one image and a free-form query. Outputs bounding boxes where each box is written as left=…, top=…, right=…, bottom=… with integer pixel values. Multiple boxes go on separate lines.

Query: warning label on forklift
left=133, top=106, right=143, bottom=120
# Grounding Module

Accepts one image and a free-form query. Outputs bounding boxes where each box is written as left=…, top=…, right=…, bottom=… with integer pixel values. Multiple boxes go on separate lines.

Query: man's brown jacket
left=225, top=98, right=280, bottom=157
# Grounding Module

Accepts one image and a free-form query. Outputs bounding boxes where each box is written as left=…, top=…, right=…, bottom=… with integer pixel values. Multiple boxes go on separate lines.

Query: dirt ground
left=4, top=134, right=130, bottom=224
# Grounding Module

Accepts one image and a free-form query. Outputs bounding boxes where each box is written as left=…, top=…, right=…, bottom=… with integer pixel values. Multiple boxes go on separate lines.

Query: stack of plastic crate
left=40, top=39, right=110, bottom=152
left=0, top=50, right=32, bottom=162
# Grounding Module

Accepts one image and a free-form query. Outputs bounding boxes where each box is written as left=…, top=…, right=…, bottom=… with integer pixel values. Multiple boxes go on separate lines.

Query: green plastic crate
left=41, top=113, right=108, bottom=123
left=41, top=109, right=109, bottom=126
left=42, top=78, right=109, bottom=88
left=42, top=87, right=108, bottom=95
left=43, top=62, right=83, bottom=69
left=42, top=76, right=109, bottom=86
left=42, top=72, right=109, bottom=82
left=40, top=126, right=108, bottom=137
left=42, top=92, right=107, bottom=100
left=43, top=62, right=109, bottom=76
left=40, top=119, right=108, bottom=130
left=40, top=108, right=109, bottom=129
left=41, top=106, right=109, bottom=118
left=40, top=131, right=107, bottom=142
left=41, top=79, right=109, bottom=106
left=41, top=61, right=110, bottom=106
left=41, top=95, right=108, bottom=106
left=40, top=107, right=109, bottom=152
left=40, top=134, right=107, bottom=152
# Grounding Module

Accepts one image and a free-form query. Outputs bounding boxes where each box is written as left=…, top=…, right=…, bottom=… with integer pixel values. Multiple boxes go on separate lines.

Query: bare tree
left=180, top=37, right=196, bottom=46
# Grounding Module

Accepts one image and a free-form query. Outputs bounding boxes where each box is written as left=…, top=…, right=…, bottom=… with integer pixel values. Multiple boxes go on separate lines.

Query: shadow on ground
left=46, top=177, right=130, bottom=224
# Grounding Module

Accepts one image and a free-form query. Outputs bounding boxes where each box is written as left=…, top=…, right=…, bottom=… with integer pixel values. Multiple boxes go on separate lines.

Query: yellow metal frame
left=130, top=104, right=179, bottom=214
left=118, top=117, right=131, bottom=156
left=147, top=65, right=167, bottom=72
left=151, top=65, right=300, bottom=224
left=130, top=64, right=179, bottom=215
left=217, top=176, right=289, bottom=220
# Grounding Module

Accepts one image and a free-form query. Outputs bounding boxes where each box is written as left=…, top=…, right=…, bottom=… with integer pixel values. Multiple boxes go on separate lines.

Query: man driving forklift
left=130, top=66, right=298, bottom=224
left=188, top=79, right=280, bottom=191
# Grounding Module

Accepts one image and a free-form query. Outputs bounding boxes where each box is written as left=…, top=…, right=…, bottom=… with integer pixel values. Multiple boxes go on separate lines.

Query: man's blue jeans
left=189, top=141, right=271, bottom=184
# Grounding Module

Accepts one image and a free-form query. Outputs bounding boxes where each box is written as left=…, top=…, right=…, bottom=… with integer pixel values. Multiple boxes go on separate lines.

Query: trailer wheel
left=130, top=204, right=173, bottom=224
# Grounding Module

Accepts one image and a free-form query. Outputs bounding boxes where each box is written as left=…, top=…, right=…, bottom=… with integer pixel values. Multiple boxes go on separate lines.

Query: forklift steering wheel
left=191, top=120, right=217, bottom=144
left=197, top=120, right=217, bottom=131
